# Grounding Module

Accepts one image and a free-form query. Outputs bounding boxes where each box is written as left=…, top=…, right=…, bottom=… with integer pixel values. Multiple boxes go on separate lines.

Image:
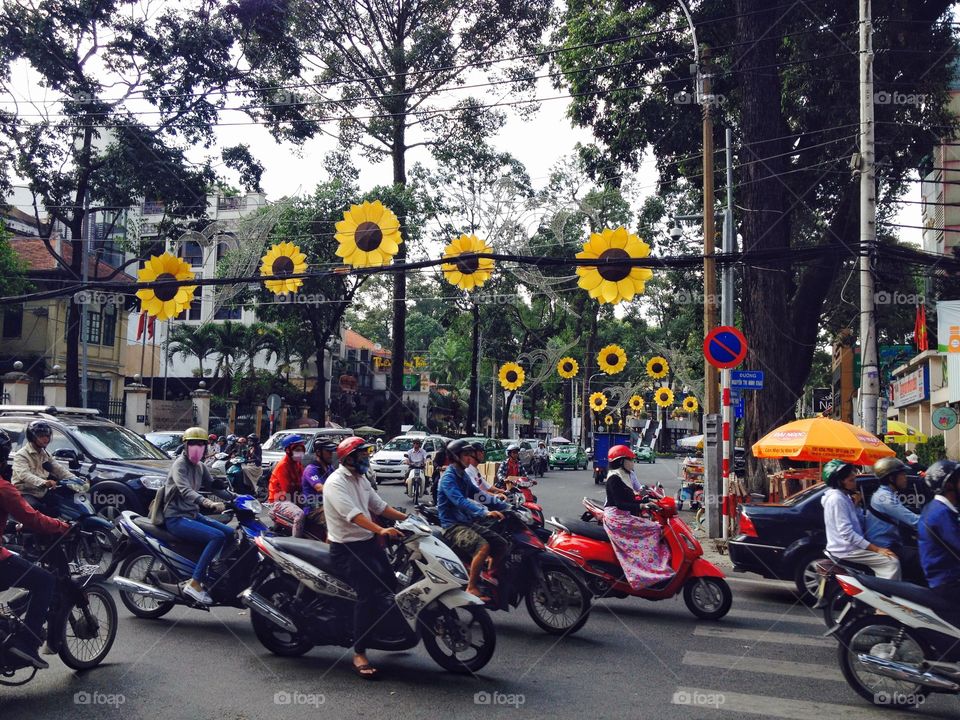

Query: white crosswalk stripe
left=681, top=651, right=840, bottom=681
left=671, top=686, right=924, bottom=719
left=693, top=625, right=834, bottom=648
left=727, top=608, right=823, bottom=626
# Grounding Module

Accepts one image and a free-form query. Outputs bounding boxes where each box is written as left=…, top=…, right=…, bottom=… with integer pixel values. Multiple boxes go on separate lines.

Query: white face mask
left=292, top=451, right=305, bottom=463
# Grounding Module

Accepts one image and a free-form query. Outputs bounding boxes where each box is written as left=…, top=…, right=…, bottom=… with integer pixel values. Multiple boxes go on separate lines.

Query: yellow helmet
left=182, top=426, right=209, bottom=442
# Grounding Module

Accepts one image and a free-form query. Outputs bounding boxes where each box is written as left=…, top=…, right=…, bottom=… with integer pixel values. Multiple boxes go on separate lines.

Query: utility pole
left=80, top=194, right=91, bottom=409
left=702, top=48, right=719, bottom=415
left=859, top=0, right=879, bottom=433
left=720, top=128, right=735, bottom=540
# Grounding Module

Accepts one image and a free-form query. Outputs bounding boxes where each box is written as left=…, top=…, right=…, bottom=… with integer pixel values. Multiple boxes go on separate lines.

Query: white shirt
left=405, top=448, right=428, bottom=467
left=322, top=466, right=388, bottom=543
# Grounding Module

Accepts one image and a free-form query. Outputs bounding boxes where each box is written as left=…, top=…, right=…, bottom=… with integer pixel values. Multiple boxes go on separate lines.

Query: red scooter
left=546, top=496, right=732, bottom=619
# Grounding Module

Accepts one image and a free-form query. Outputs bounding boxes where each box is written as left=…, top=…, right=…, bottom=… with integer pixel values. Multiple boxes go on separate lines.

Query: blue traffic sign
left=735, top=395, right=745, bottom=419
left=731, top=370, right=764, bottom=390
left=704, top=326, right=748, bottom=369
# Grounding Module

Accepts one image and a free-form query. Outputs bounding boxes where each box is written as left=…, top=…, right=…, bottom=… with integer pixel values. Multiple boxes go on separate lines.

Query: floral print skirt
left=603, top=507, right=674, bottom=590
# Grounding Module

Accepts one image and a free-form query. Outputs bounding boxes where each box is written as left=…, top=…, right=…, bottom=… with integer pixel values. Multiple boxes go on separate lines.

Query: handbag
left=148, top=483, right=168, bottom=526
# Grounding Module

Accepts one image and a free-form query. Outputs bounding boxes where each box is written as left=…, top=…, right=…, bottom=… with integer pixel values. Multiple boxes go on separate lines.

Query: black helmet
left=0, top=429, right=11, bottom=458
left=925, top=460, right=960, bottom=495
left=246, top=433, right=259, bottom=443
left=446, top=438, right=473, bottom=460
left=26, top=420, right=52, bottom=444
left=315, top=440, right=337, bottom=452
left=873, top=457, right=909, bottom=483
left=469, top=441, right=486, bottom=453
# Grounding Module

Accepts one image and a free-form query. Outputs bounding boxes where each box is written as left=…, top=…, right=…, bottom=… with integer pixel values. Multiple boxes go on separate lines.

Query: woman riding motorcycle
left=267, top=434, right=307, bottom=537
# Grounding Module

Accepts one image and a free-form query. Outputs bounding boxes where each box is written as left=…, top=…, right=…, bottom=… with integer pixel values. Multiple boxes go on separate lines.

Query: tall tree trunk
left=580, top=310, right=598, bottom=447
left=388, top=117, right=408, bottom=436
left=65, top=217, right=84, bottom=406
left=467, top=302, right=480, bottom=434
left=562, top=376, right=572, bottom=440
left=308, top=315, right=329, bottom=424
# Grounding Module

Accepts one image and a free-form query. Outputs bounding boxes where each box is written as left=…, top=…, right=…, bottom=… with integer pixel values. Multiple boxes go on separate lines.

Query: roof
left=2, top=207, right=42, bottom=231
left=10, top=235, right=134, bottom=282
left=344, top=328, right=390, bottom=356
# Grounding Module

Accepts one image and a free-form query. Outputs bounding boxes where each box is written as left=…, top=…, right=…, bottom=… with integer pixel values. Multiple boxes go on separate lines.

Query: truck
left=591, top=431, right=631, bottom=484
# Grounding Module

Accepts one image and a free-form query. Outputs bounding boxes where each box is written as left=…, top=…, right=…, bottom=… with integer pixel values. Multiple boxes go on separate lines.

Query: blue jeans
left=165, top=515, right=235, bottom=583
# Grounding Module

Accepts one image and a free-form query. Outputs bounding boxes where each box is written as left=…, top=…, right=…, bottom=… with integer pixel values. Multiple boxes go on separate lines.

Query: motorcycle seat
left=856, top=575, right=954, bottom=616
left=558, top=518, right=609, bottom=542
left=132, top=517, right=205, bottom=558
left=268, top=537, right=339, bottom=575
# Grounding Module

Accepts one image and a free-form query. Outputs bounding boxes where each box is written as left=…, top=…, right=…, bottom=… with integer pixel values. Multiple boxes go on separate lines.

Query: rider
left=267, top=435, right=307, bottom=537
left=12, top=420, right=80, bottom=514
left=465, top=441, right=505, bottom=501
left=533, top=442, right=549, bottom=475
left=403, top=438, right=428, bottom=497
left=246, top=433, right=262, bottom=467
left=821, top=459, right=900, bottom=580
left=437, top=439, right=508, bottom=600
left=918, top=460, right=960, bottom=599
left=495, top=443, right=526, bottom=490
left=206, top=434, right=219, bottom=459
left=0, top=429, right=69, bottom=670
left=865, top=457, right=919, bottom=553
left=160, top=427, right=236, bottom=605
left=323, top=436, right=408, bottom=679
left=300, top=440, right=336, bottom=537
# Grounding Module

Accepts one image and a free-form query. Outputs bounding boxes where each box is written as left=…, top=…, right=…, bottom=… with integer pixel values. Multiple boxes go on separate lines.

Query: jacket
left=822, top=487, right=870, bottom=556
left=865, top=485, right=919, bottom=548
left=605, top=469, right=644, bottom=514
left=919, top=496, right=960, bottom=589
left=160, top=454, right=232, bottom=520
left=268, top=454, right=304, bottom=504
left=11, top=443, right=73, bottom=499
left=0, top=476, right=69, bottom=562
left=438, top=465, right=507, bottom=528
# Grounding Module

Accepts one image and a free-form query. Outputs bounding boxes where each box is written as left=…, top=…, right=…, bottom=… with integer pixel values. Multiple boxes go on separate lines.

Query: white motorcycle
left=241, top=515, right=496, bottom=673
left=832, top=572, right=960, bottom=707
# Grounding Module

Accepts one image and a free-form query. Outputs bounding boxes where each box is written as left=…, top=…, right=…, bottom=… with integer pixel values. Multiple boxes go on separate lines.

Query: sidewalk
left=692, top=527, right=734, bottom=572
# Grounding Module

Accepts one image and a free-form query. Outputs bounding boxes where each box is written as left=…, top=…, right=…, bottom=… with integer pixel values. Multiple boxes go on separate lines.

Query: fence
left=28, top=389, right=45, bottom=405
left=88, top=398, right=125, bottom=425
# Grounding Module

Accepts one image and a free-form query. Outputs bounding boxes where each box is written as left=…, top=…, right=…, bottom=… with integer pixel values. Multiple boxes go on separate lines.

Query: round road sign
left=703, top=326, right=748, bottom=369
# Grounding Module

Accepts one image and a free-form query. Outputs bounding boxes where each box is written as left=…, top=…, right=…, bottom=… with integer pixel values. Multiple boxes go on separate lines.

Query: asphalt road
left=3, top=459, right=959, bottom=719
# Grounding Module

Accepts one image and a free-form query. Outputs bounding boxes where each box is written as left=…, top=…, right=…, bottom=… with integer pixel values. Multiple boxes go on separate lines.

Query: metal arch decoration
left=515, top=339, right=581, bottom=395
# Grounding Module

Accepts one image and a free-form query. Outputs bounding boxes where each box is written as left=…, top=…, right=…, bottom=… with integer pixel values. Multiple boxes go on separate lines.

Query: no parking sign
left=703, top=326, right=748, bottom=370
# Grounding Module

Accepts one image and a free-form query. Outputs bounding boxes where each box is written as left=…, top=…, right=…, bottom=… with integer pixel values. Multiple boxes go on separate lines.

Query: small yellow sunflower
left=260, top=241, right=308, bottom=294
left=576, top=226, right=654, bottom=305
left=654, top=387, right=675, bottom=408
left=498, top=362, right=525, bottom=391
left=334, top=200, right=403, bottom=267
left=646, top=356, right=669, bottom=379
left=683, top=396, right=699, bottom=413
left=604, top=414, right=613, bottom=425
left=441, top=234, right=495, bottom=290
left=629, top=395, right=644, bottom=412
left=557, top=357, right=579, bottom=379
left=597, top=344, right=628, bottom=375
left=136, top=253, right=196, bottom=321
left=589, top=392, right=608, bottom=412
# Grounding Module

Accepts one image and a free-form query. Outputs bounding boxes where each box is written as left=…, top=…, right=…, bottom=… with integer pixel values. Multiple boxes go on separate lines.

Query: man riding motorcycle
left=533, top=442, right=549, bottom=476
left=11, top=420, right=80, bottom=514
left=919, top=460, right=960, bottom=600
left=0, top=429, right=70, bottom=670
left=267, top=434, right=307, bottom=537
left=323, top=436, right=408, bottom=679
left=865, top=456, right=919, bottom=555
left=404, top=438, right=429, bottom=498
left=495, top=444, right=526, bottom=490
left=464, top=442, right=504, bottom=501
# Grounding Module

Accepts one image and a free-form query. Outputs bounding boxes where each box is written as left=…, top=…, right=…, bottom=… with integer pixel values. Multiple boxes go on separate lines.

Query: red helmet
left=208, top=434, right=217, bottom=441
left=336, top=436, right=370, bottom=461
left=608, top=444, right=636, bottom=462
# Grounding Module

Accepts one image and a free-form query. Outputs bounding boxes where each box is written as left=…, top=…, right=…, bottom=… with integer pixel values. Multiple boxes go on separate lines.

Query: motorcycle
left=406, top=466, right=426, bottom=504
left=547, top=495, right=732, bottom=620
left=242, top=515, right=496, bottom=673
left=1, top=523, right=118, bottom=684
left=112, top=495, right=269, bottom=619
left=531, top=455, right=547, bottom=478
left=832, top=572, right=960, bottom=707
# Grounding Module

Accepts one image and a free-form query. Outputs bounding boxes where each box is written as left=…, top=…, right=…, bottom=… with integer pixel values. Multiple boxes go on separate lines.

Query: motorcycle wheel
left=837, top=614, right=931, bottom=707
left=524, top=567, right=591, bottom=635
left=249, top=577, right=313, bottom=657
left=58, top=584, right=118, bottom=670
left=117, top=553, right=176, bottom=619
left=822, top=584, right=850, bottom=629
left=419, top=604, right=495, bottom=674
left=75, top=527, right=119, bottom=578
left=683, top=577, right=732, bottom=620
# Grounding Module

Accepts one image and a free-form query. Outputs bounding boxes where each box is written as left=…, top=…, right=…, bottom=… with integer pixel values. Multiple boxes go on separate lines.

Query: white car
left=260, top=428, right=355, bottom=471
left=370, top=433, right=446, bottom=484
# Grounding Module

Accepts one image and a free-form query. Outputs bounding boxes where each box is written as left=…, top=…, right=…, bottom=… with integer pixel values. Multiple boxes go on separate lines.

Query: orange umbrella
left=752, top=417, right=895, bottom=464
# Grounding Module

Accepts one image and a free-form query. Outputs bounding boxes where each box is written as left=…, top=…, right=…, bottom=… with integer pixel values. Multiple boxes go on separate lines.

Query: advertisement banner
left=936, top=300, right=960, bottom=353
left=890, top=365, right=929, bottom=407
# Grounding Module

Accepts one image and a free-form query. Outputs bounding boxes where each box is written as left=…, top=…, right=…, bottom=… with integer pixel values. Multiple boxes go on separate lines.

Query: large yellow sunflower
left=260, top=241, right=308, bottom=294
left=646, top=356, right=669, bottom=379
left=654, top=387, right=675, bottom=408
left=576, top=226, right=654, bottom=305
left=557, top=357, right=579, bottom=379
left=136, top=253, right=196, bottom=321
left=597, top=344, right=628, bottom=375
left=334, top=200, right=403, bottom=267
left=442, top=234, right=494, bottom=290
left=683, top=396, right=699, bottom=413
left=589, top=392, right=608, bottom=412
left=498, top=362, right=525, bottom=391
left=629, top=395, right=644, bottom=412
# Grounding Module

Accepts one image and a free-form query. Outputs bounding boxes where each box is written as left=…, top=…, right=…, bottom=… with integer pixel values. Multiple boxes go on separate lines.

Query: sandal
left=353, top=663, right=378, bottom=679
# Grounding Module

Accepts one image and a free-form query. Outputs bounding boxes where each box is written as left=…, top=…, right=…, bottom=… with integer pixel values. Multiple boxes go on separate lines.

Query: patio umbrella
left=551, top=436, right=571, bottom=444
left=884, top=420, right=928, bottom=444
left=678, top=434, right=704, bottom=449
left=354, top=425, right=385, bottom=436
left=752, top=417, right=895, bottom=464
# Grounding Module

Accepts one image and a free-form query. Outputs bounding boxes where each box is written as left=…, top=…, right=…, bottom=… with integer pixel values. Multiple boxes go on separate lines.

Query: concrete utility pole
left=80, top=194, right=91, bottom=409
left=702, top=49, right=720, bottom=415
left=859, top=0, right=880, bottom=433
left=720, top=127, right=735, bottom=540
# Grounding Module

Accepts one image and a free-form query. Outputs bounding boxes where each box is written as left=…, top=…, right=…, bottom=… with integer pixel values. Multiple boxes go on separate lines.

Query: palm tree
left=210, top=321, right=248, bottom=390
left=166, top=323, right=217, bottom=377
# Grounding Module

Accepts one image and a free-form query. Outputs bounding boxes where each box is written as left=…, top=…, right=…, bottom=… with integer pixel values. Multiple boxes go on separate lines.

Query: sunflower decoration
left=654, top=387, right=675, bottom=408
left=441, top=234, right=495, bottom=290
left=629, top=394, right=644, bottom=412
left=683, top=396, right=699, bottom=413
left=557, top=357, right=579, bottom=379
left=260, top=241, right=308, bottom=294
left=604, top=414, right=614, bottom=426
left=646, top=356, right=669, bottom=379
left=576, top=226, right=654, bottom=305
left=136, top=253, right=196, bottom=321
left=498, top=362, right=525, bottom=391
left=589, top=392, right=608, bottom=413
left=597, top=344, right=628, bottom=375
left=334, top=200, right=403, bottom=267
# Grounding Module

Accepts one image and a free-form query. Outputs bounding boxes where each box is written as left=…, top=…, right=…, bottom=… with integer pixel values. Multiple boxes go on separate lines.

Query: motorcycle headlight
left=438, top=557, right=469, bottom=581
left=140, top=475, right=165, bottom=491
left=247, top=499, right=263, bottom=514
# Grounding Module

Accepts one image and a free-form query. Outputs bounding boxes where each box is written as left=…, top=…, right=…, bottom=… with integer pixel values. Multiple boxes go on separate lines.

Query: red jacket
left=268, top=454, right=304, bottom=504
left=0, top=476, right=69, bottom=562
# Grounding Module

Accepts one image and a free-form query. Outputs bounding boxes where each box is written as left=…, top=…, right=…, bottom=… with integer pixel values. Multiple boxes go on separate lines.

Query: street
left=3, top=460, right=958, bottom=720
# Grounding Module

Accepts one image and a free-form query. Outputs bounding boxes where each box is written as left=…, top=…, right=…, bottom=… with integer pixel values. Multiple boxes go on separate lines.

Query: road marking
left=682, top=651, right=841, bottom=681
left=725, top=575, right=795, bottom=589
left=672, top=686, right=922, bottom=719
left=694, top=625, right=834, bottom=647
left=728, top=608, right=823, bottom=626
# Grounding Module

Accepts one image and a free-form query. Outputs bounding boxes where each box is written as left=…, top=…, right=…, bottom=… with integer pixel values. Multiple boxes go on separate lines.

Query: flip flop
left=353, top=663, right=378, bottom=679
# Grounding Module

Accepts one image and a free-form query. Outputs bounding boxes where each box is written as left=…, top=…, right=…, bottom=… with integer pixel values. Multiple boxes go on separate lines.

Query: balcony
left=141, top=201, right=165, bottom=215
left=217, top=196, right=246, bottom=212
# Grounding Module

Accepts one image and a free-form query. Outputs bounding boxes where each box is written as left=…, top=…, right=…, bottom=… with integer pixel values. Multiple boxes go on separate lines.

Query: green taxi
left=635, top=445, right=656, bottom=463
left=549, top=443, right=588, bottom=470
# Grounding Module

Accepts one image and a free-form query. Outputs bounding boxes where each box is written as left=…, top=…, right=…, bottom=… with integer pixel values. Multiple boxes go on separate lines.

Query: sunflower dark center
left=506, top=370, right=518, bottom=383
left=563, top=362, right=573, bottom=372
left=651, top=362, right=663, bottom=374
left=606, top=353, right=619, bottom=366
left=455, top=254, right=479, bottom=274
left=272, top=255, right=294, bottom=276
left=355, top=221, right=383, bottom=251
left=154, top=272, right=178, bottom=302
left=597, top=248, right=631, bottom=282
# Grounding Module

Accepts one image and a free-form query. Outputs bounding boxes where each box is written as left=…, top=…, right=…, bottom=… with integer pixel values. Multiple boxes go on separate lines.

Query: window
left=46, top=428, right=77, bottom=457
left=181, top=240, right=204, bottom=267
left=2, top=306, right=23, bottom=338
left=175, top=273, right=202, bottom=321
left=86, top=309, right=102, bottom=344
left=102, top=306, right=117, bottom=346
left=213, top=304, right=241, bottom=320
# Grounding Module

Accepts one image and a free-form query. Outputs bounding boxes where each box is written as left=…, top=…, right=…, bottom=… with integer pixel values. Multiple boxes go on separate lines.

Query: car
left=369, top=433, right=447, bottom=483
left=145, top=430, right=183, bottom=458
left=517, top=438, right=544, bottom=466
left=634, top=445, right=656, bottom=463
left=261, top=427, right=355, bottom=471
left=549, top=443, right=588, bottom=470
left=0, top=405, right=173, bottom=521
left=461, top=436, right=506, bottom=463
left=729, top=474, right=930, bottom=603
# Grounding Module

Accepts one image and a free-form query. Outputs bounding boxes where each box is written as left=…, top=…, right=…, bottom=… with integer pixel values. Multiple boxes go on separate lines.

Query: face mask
left=355, top=458, right=370, bottom=474
left=186, top=445, right=205, bottom=464
left=292, top=451, right=305, bottom=463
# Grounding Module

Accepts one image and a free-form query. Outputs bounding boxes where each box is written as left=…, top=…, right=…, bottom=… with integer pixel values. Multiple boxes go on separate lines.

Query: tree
left=0, top=220, right=29, bottom=297
left=166, top=323, right=218, bottom=379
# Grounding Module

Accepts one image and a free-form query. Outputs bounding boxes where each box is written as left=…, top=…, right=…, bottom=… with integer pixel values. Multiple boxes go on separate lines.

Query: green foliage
left=0, top=220, right=30, bottom=297
left=231, top=370, right=306, bottom=408
left=917, top=435, right=947, bottom=467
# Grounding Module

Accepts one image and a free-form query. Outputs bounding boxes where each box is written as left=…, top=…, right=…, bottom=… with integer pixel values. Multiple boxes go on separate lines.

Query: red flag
left=136, top=311, right=146, bottom=341
left=914, top=304, right=928, bottom=351
left=147, top=315, right=156, bottom=340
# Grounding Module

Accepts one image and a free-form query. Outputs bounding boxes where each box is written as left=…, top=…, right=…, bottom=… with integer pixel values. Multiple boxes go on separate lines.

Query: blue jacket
left=919, top=496, right=960, bottom=589
left=865, top=485, right=919, bottom=548
left=437, top=465, right=507, bottom=528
